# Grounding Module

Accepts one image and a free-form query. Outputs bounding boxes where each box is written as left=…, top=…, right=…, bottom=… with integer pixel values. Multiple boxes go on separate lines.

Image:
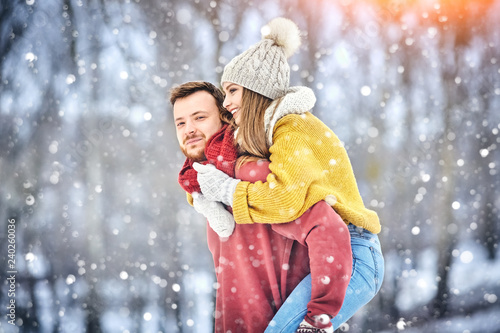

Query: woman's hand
left=193, top=163, right=240, bottom=207
left=192, top=192, right=235, bottom=237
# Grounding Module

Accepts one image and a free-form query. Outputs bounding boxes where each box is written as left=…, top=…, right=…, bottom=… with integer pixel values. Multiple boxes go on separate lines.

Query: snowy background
left=0, top=0, right=499, bottom=332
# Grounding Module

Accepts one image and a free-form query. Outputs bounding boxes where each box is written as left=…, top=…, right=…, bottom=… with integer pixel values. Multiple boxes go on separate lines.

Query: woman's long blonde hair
left=234, top=88, right=282, bottom=167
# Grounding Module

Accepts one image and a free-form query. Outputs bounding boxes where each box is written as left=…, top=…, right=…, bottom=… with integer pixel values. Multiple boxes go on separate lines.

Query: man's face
left=174, top=91, right=223, bottom=162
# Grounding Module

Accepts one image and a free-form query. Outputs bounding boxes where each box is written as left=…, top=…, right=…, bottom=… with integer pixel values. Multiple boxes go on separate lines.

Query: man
left=171, top=81, right=310, bottom=332
left=170, top=81, right=351, bottom=333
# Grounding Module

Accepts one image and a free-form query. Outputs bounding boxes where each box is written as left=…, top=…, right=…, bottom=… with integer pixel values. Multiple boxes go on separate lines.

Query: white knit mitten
left=193, top=163, right=240, bottom=207
left=192, top=193, right=235, bottom=237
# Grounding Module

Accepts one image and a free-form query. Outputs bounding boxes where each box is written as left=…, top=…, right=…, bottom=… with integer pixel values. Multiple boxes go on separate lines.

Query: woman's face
left=222, top=82, right=243, bottom=125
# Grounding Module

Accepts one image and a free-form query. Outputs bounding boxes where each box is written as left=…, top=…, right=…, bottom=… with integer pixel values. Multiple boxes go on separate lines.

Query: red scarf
left=178, top=124, right=238, bottom=194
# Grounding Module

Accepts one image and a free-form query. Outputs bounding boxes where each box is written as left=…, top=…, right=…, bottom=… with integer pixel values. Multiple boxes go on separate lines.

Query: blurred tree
left=428, top=0, right=496, bottom=317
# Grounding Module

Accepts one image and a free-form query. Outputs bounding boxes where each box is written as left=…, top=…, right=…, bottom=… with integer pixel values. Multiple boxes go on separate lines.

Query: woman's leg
left=331, top=225, right=384, bottom=329
left=265, top=225, right=384, bottom=332
left=265, top=274, right=311, bottom=332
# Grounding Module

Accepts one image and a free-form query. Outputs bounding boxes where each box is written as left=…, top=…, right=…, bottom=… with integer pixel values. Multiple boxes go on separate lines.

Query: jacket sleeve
left=232, top=114, right=337, bottom=224
left=271, top=201, right=352, bottom=323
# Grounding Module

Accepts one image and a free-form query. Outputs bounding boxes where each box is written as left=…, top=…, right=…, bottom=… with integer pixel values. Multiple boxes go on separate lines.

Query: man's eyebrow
left=175, top=110, right=207, bottom=122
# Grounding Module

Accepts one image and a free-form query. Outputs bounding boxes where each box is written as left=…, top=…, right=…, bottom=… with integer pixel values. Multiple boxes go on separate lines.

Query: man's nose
left=185, top=120, right=196, bottom=135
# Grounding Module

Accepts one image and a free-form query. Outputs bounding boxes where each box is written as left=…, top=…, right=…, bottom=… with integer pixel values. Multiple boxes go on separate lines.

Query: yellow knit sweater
left=232, top=112, right=381, bottom=234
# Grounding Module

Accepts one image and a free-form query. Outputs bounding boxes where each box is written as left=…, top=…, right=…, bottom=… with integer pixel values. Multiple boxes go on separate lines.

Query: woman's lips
left=231, top=108, right=239, bottom=118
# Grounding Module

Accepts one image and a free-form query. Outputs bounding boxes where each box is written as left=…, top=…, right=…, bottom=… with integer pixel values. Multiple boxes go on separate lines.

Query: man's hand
left=192, top=193, right=235, bottom=237
left=193, top=163, right=240, bottom=207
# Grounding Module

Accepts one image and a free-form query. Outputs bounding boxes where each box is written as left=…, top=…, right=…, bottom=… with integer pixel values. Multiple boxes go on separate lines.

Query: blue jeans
left=265, top=224, right=384, bottom=332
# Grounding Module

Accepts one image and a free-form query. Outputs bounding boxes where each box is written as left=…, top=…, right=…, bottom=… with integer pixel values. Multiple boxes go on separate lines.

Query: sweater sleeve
left=186, top=192, right=194, bottom=206
left=232, top=114, right=341, bottom=224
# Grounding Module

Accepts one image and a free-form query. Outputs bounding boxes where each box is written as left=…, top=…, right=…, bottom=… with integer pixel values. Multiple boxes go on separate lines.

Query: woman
left=194, top=17, right=384, bottom=332
left=174, top=81, right=352, bottom=333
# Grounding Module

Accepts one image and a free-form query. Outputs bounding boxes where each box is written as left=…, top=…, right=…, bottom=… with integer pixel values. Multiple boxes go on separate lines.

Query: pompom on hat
left=221, top=17, right=301, bottom=100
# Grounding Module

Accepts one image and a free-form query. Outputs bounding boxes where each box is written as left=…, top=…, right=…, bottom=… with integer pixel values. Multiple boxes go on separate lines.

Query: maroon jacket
left=208, top=160, right=352, bottom=332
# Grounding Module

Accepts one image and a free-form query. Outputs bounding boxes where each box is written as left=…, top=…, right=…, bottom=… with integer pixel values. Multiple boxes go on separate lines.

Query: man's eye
left=196, top=116, right=205, bottom=120
left=176, top=122, right=184, bottom=127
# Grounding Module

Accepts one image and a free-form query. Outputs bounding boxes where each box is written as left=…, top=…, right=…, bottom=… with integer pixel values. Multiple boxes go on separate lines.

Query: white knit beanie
left=221, top=17, right=301, bottom=100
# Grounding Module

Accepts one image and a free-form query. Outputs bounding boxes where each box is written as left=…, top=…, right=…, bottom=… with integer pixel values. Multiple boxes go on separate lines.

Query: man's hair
left=169, top=81, right=233, bottom=125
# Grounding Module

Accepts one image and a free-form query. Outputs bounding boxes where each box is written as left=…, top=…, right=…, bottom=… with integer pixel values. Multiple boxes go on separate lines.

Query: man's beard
left=181, top=135, right=206, bottom=162
left=181, top=146, right=205, bottom=162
